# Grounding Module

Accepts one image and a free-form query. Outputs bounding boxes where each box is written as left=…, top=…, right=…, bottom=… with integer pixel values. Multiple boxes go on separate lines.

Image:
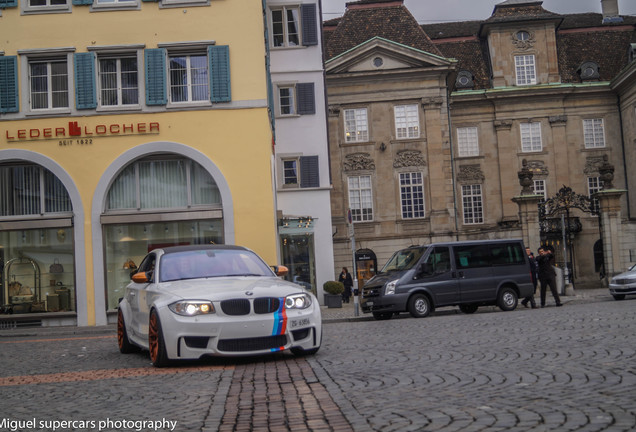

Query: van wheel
left=459, top=304, right=478, bottom=314
left=408, top=294, right=431, bottom=318
left=498, top=287, right=518, bottom=311
left=372, top=312, right=393, bottom=320
left=612, top=294, right=625, bottom=301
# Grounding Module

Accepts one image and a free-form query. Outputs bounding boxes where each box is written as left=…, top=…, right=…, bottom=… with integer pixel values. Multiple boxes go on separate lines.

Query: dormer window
left=456, top=70, right=474, bottom=89
left=578, top=61, right=600, bottom=81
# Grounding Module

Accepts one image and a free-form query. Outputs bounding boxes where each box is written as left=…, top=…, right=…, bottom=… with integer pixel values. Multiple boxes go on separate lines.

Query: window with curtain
left=29, top=59, right=69, bottom=110
left=0, top=165, right=72, bottom=217
left=457, top=127, right=479, bottom=157
left=106, top=157, right=220, bottom=211
left=169, top=54, right=209, bottom=103
left=394, top=104, right=419, bottom=139
left=98, top=56, right=139, bottom=107
left=348, top=175, right=373, bottom=222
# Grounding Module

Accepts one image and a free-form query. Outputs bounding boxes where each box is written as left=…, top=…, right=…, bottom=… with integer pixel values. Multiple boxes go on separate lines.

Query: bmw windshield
left=379, top=247, right=427, bottom=273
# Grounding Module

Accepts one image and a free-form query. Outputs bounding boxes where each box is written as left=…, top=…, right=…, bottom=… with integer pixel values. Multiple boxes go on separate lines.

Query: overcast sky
left=321, top=0, right=636, bottom=23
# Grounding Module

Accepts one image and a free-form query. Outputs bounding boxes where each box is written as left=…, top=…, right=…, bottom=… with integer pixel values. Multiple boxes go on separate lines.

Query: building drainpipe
left=446, top=84, right=460, bottom=241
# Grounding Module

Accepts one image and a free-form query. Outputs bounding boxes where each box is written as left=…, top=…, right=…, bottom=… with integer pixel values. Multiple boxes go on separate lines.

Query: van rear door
left=453, top=244, right=495, bottom=303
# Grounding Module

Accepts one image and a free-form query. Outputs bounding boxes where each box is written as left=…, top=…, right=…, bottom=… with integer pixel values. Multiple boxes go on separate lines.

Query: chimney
left=601, top=0, right=623, bottom=24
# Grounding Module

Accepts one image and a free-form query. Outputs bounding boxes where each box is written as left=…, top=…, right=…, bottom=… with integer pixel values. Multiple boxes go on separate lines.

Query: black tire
left=117, top=309, right=139, bottom=354
left=372, top=312, right=393, bottom=321
left=408, top=294, right=431, bottom=318
left=149, top=309, right=169, bottom=367
left=498, top=287, right=518, bottom=311
left=459, top=304, right=478, bottom=314
left=612, top=294, right=626, bottom=301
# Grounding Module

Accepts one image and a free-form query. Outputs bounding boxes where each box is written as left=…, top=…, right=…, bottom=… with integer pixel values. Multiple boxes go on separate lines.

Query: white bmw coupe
left=117, top=245, right=322, bottom=366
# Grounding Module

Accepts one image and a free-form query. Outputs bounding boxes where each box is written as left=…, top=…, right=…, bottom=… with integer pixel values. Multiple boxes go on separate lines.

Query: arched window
left=0, top=164, right=71, bottom=216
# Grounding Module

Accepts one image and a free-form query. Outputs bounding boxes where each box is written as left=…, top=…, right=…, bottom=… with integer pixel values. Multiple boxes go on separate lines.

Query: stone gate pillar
left=511, top=160, right=543, bottom=253
left=594, top=189, right=626, bottom=286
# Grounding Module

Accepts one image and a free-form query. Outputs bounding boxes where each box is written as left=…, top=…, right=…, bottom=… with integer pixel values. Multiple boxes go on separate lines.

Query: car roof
left=399, top=239, right=524, bottom=250
left=157, top=245, right=249, bottom=255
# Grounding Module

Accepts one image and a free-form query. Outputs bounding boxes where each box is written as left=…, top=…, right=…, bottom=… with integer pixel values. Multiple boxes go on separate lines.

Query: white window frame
left=282, top=158, right=299, bottom=188
left=93, top=0, right=140, bottom=10
left=344, top=108, right=369, bottom=143
left=21, top=0, right=70, bottom=14
left=462, top=184, right=484, bottom=225
left=533, top=179, right=547, bottom=200
left=520, top=122, right=542, bottom=153
left=167, top=51, right=209, bottom=106
left=394, top=104, right=420, bottom=139
left=277, top=84, right=296, bottom=116
left=348, top=175, right=373, bottom=222
left=457, top=126, right=479, bottom=157
left=515, top=55, right=537, bottom=85
left=27, top=57, right=70, bottom=112
left=588, top=176, right=603, bottom=215
left=400, top=172, right=425, bottom=219
left=270, top=6, right=301, bottom=48
left=583, top=118, right=606, bottom=149
left=97, top=55, right=140, bottom=109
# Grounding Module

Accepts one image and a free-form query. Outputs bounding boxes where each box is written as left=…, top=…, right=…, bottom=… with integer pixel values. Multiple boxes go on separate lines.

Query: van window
left=419, top=247, right=451, bottom=277
left=490, top=243, right=525, bottom=265
left=381, top=247, right=426, bottom=272
left=455, top=245, right=491, bottom=268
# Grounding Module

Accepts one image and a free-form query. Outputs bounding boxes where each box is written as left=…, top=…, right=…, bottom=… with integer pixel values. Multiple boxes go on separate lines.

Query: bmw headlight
left=385, top=279, right=399, bottom=295
left=169, top=301, right=215, bottom=316
left=285, top=293, right=312, bottom=310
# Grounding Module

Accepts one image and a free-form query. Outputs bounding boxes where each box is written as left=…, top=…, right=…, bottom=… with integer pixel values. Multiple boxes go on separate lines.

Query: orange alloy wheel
left=149, top=312, right=159, bottom=362
left=117, top=310, right=125, bottom=349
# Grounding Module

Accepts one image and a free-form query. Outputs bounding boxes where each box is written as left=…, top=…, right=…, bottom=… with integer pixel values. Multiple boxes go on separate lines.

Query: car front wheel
left=149, top=309, right=169, bottom=367
left=408, top=294, right=431, bottom=318
left=498, top=287, right=518, bottom=311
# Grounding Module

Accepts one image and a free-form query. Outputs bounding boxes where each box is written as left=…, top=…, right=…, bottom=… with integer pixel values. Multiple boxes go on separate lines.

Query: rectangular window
left=588, top=176, right=603, bottom=215
left=169, top=53, right=209, bottom=103
left=26, top=0, right=66, bottom=8
left=283, top=159, right=298, bottom=186
left=400, top=172, right=425, bottom=219
left=394, top=104, right=420, bottom=139
left=348, top=175, right=373, bottom=222
left=280, top=156, right=319, bottom=188
left=29, top=59, right=68, bottom=110
left=99, top=56, right=139, bottom=107
left=344, top=108, right=369, bottom=143
left=457, top=127, right=479, bottom=157
left=278, top=86, right=295, bottom=116
left=515, top=55, right=536, bottom=85
left=95, top=0, right=137, bottom=5
left=520, top=122, right=542, bottom=152
left=462, top=184, right=483, bottom=224
left=533, top=179, right=546, bottom=200
left=271, top=6, right=300, bottom=47
left=583, top=118, right=605, bottom=149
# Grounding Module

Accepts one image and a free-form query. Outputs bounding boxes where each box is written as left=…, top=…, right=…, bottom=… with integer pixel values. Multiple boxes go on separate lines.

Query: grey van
left=360, top=239, right=534, bottom=320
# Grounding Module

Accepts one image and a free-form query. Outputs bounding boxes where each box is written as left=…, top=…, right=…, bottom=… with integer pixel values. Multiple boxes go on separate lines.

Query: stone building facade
left=324, top=0, right=636, bottom=289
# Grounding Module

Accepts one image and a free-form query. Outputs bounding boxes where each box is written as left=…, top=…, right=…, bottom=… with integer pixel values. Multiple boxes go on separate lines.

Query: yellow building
left=0, top=0, right=276, bottom=326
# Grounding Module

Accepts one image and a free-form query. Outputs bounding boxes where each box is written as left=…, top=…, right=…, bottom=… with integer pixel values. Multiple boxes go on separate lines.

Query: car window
left=137, top=253, right=156, bottom=282
left=380, top=247, right=426, bottom=273
left=454, top=245, right=491, bottom=268
left=159, top=249, right=274, bottom=282
left=419, top=247, right=450, bottom=277
left=490, top=243, right=525, bottom=266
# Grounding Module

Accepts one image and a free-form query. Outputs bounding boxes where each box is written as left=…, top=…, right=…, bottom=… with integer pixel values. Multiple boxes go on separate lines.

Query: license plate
left=366, top=301, right=373, bottom=306
left=289, top=318, right=311, bottom=329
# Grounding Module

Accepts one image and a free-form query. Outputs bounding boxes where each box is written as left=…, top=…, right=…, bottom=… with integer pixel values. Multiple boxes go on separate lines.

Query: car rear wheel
left=117, top=309, right=139, bottom=354
left=498, top=287, right=518, bottom=311
left=149, top=309, right=169, bottom=367
left=408, top=294, right=431, bottom=318
left=372, top=312, right=393, bottom=320
left=459, top=304, right=478, bottom=314
left=612, top=294, right=626, bottom=301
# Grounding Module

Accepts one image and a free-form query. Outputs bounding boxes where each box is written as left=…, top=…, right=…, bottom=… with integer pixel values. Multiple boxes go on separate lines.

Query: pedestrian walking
left=521, top=247, right=538, bottom=308
left=338, top=267, right=353, bottom=303
left=536, top=246, right=562, bottom=307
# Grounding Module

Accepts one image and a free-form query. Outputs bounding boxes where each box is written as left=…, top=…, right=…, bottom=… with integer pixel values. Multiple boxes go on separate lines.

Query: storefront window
left=280, top=233, right=315, bottom=294
left=103, top=220, right=224, bottom=309
left=1, top=227, right=75, bottom=314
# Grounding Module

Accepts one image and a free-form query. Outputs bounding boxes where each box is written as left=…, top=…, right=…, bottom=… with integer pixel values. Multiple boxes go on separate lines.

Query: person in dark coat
left=536, top=246, right=562, bottom=307
left=521, top=247, right=538, bottom=308
left=338, top=267, right=353, bottom=303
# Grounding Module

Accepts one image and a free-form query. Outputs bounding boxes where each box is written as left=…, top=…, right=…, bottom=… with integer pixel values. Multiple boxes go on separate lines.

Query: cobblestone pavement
left=1, top=288, right=635, bottom=431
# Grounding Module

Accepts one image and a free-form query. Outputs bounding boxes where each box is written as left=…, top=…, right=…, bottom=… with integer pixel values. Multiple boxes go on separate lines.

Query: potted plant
left=323, top=281, right=344, bottom=308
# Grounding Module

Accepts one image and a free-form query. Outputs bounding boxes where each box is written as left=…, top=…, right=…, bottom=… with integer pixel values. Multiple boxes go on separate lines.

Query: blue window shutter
left=145, top=48, right=167, bottom=106
left=300, top=156, right=319, bottom=188
left=297, top=82, right=315, bottom=115
left=209, top=45, right=231, bottom=103
left=0, top=0, right=18, bottom=7
left=301, top=4, right=318, bottom=46
left=0, top=56, right=19, bottom=113
left=74, top=52, right=97, bottom=110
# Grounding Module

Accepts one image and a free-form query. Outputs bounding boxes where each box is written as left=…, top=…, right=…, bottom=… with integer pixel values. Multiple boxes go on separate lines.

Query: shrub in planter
left=323, top=281, right=344, bottom=295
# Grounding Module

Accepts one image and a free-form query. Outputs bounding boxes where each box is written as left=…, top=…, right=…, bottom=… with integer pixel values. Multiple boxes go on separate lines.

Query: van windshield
left=380, top=247, right=427, bottom=273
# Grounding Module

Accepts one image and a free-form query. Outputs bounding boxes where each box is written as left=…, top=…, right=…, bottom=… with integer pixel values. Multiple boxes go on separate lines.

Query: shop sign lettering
left=4, top=121, right=160, bottom=143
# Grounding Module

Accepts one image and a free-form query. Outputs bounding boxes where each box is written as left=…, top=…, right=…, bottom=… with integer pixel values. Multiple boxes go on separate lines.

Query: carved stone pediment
left=393, top=150, right=426, bottom=168
left=344, top=153, right=375, bottom=172
left=511, top=30, right=536, bottom=51
left=527, top=160, right=548, bottom=177
left=584, top=155, right=606, bottom=175
left=457, top=164, right=485, bottom=183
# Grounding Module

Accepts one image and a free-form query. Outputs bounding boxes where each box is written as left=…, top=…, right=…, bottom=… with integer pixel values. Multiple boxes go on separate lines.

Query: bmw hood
left=158, top=277, right=309, bottom=300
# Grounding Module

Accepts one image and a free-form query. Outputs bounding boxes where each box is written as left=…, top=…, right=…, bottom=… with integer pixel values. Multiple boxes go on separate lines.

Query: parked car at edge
left=361, top=239, right=534, bottom=320
left=609, top=264, right=636, bottom=300
left=117, top=245, right=322, bottom=366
